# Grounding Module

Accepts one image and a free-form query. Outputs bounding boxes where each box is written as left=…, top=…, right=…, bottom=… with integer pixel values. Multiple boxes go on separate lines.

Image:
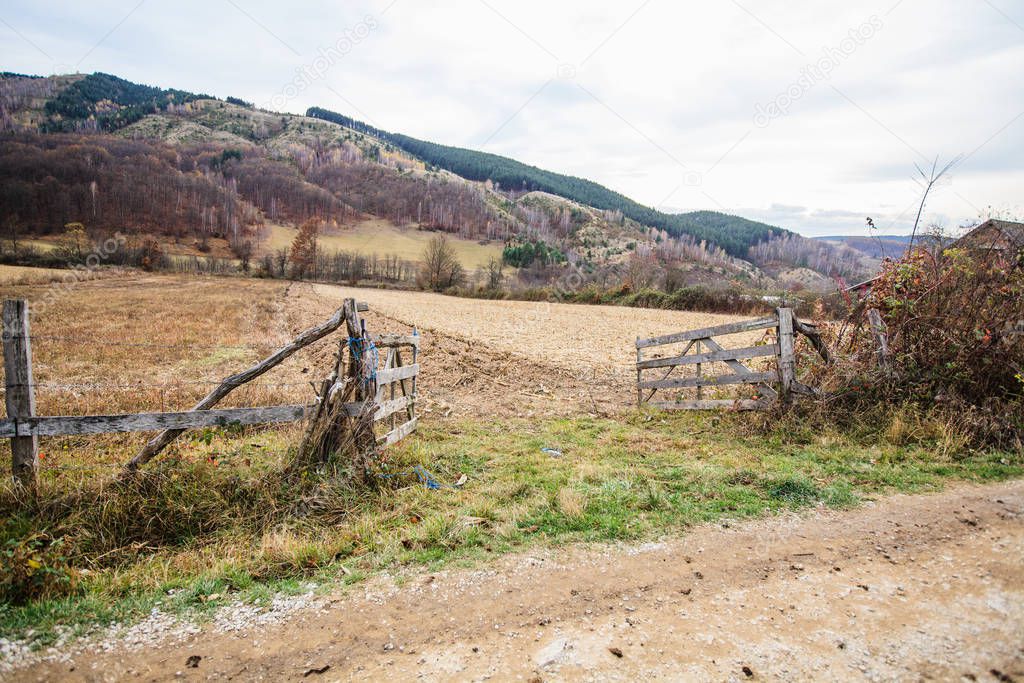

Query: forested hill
left=0, top=70, right=791, bottom=258
left=41, top=72, right=209, bottom=133
left=307, top=106, right=789, bottom=257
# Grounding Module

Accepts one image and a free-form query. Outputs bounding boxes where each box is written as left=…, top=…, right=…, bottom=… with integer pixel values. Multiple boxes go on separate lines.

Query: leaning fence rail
left=2, top=298, right=419, bottom=485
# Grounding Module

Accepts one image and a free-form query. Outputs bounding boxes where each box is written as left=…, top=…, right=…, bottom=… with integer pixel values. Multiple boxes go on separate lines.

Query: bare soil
left=0, top=275, right=761, bottom=420
left=301, top=283, right=763, bottom=418
left=12, top=480, right=1023, bottom=682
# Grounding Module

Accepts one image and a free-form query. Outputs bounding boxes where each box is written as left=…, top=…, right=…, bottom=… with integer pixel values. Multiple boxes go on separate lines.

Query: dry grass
left=0, top=275, right=335, bottom=477
left=556, top=487, right=587, bottom=519
left=0, top=265, right=89, bottom=285
left=262, top=220, right=503, bottom=269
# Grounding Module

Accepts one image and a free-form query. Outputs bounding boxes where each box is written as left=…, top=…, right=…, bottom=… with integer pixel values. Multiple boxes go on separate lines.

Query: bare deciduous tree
left=624, top=252, right=659, bottom=290
left=484, top=256, right=504, bottom=290
left=419, top=234, right=465, bottom=291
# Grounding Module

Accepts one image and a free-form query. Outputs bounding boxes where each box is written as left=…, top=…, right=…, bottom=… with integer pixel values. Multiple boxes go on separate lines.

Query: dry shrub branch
left=798, top=241, right=1024, bottom=449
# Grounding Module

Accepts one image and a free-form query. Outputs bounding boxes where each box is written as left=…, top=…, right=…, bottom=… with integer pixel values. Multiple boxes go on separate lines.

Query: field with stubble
left=1, top=270, right=1021, bottom=680
left=1, top=273, right=756, bottom=427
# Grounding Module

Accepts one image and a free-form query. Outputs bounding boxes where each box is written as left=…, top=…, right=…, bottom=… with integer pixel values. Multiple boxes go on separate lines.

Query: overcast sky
left=2, top=0, right=1022, bottom=236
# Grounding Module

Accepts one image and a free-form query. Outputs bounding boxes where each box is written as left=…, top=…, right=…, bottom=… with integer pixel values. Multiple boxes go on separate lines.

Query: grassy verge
left=2, top=410, right=1022, bottom=646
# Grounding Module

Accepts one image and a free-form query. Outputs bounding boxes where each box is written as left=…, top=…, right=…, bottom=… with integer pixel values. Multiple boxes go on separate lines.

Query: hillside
left=0, top=71, right=871, bottom=292
left=307, top=106, right=789, bottom=257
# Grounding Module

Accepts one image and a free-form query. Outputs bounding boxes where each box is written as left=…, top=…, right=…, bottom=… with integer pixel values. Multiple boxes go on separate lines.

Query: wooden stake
left=3, top=300, right=38, bottom=486
left=776, top=308, right=796, bottom=401
left=635, top=339, right=643, bottom=407
left=695, top=340, right=703, bottom=401
left=867, top=309, right=892, bottom=372
left=410, top=326, right=419, bottom=421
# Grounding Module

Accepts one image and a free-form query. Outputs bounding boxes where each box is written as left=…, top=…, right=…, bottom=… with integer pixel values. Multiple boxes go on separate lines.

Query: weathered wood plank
left=393, top=347, right=416, bottom=423
left=651, top=397, right=770, bottom=409
left=374, top=395, right=413, bottom=422
left=126, top=303, right=350, bottom=472
left=0, top=404, right=311, bottom=438
left=3, top=300, right=38, bottom=485
left=636, top=344, right=779, bottom=370
left=695, top=340, right=703, bottom=401
left=699, top=337, right=779, bottom=399
left=777, top=307, right=796, bottom=398
left=377, top=364, right=419, bottom=384
left=639, top=371, right=777, bottom=390
left=636, top=340, right=643, bottom=407
left=379, top=417, right=418, bottom=447
left=372, top=334, right=420, bottom=348
left=636, top=316, right=777, bottom=349
left=867, top=308, right=892, bottom=372
left=339, top=396, right=413, bottom=421
left=409, top=329, right=419, bottom=421
left=386, top=347, right=397, bottom=430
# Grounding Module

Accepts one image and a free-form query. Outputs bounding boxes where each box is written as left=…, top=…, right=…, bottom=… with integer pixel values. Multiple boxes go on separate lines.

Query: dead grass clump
left=556, top=487, right=587, bottom=520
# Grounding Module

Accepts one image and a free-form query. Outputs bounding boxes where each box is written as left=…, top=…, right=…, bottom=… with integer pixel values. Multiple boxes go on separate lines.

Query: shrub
left=138, top=237, right=166, bottom=272
left=810, top=243, right=1024, bottom=448
left=0, top=531, right=80, bottom=605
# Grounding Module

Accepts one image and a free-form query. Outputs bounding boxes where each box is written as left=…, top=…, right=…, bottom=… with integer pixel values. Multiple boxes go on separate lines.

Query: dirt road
left=13, top=481, right=1023, bottom=682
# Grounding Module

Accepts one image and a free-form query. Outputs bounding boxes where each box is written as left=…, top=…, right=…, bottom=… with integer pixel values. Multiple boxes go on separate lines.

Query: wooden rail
left=636, top=344, right=778, bottom=370
left=0, top=405, right=312, bottom=438
left=2, top=298, right=420, bottom=482
left=639, top=370, right=777, bottom=390
left=636, top=316, right=778, bottom=349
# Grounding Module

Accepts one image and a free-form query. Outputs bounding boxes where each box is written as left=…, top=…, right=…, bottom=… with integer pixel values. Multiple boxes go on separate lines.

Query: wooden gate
left=635, top=308, right=799, bottom=410
left=372, top=332, right=420, bottom=447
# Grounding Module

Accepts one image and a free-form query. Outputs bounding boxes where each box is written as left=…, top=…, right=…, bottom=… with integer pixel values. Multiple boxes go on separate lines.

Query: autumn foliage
left=817, top=243, right=1024, bottom=447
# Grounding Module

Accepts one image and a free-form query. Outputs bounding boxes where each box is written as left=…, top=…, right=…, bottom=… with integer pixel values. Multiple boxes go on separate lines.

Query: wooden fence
left=635, top=307, right=825, bottom=410
left=1, top=297, right=419, bottom=485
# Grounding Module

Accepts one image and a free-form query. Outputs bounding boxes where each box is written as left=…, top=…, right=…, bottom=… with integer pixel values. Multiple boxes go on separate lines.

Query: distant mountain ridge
left=306, top=106, right=788, bottom=257
left=813, top=234, right=949, bottom=260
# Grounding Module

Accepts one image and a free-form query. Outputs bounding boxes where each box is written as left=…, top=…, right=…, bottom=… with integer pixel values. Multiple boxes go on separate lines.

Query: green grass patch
left=1, top=411, right=1020, bottom=646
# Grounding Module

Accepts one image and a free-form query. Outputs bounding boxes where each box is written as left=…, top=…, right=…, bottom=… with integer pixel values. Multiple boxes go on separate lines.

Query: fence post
left=3, top=299, right=38, bottom=486
left=867, top=309, right=892, bottom=373
left=776, top=307, right=796, bottom=401
left=410, top=326, right=419, bottom=419
left=695, top=339, right=703, bottom=401
left=635, top=339, right=642, bottom=407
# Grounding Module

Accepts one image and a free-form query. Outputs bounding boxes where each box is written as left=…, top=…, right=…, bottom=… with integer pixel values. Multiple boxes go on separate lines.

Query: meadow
left=261, top=219, right=504, bottom=269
